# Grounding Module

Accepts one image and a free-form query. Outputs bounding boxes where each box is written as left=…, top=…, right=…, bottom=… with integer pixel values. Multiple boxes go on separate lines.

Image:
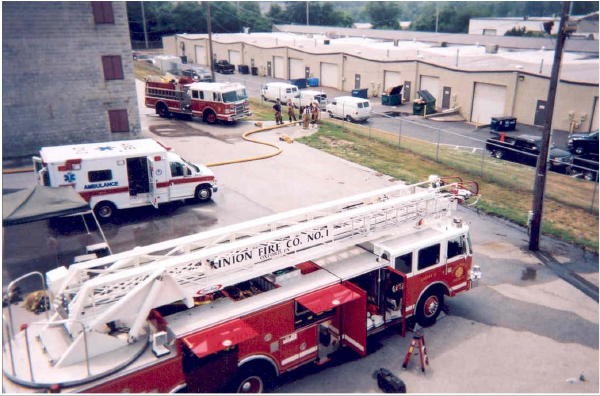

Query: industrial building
left=3, top=2, right=141, bottom=159
left=163, top=25, right=598, bottom=132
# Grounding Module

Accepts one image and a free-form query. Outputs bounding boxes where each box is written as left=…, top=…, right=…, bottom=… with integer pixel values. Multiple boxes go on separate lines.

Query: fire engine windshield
left=222, top=89, right=248, bottom=103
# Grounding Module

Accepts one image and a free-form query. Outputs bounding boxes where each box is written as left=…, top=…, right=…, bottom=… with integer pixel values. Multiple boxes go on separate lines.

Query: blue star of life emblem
left=98, top=146, right=113, bottom=151
left=64, top=172, right=76, bottom=183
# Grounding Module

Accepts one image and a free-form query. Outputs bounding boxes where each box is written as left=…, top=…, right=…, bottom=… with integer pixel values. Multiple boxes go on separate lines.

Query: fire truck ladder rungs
left=26, top=178, right=462, bottom=370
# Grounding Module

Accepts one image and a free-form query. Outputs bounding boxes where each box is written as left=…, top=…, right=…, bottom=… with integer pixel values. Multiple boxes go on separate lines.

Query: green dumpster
left=382, top=94, right=401, bottom=106
left=412, top=90, right=436, bottom=115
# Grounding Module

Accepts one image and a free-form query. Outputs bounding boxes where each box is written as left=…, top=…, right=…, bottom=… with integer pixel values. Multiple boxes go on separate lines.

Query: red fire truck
left=145, top=77, right=251, bottom=124
left=3, top=176, right=480, bottom=393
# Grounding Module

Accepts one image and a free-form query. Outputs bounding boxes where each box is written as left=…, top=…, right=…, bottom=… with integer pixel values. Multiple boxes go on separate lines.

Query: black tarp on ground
left=3, top=185, right=90, bottom=226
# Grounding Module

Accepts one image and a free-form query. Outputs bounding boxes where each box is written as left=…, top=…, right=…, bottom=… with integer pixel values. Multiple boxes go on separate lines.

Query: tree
left=366, top=2, right=400, bottom=29
left=267, top=4, right=288, bottom=25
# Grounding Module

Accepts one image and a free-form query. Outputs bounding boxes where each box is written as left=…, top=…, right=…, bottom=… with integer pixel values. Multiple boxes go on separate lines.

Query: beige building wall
left=160, top=34, right=597, bottom=132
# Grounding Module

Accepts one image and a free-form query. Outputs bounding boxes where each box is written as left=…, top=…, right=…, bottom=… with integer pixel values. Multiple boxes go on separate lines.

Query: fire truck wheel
left=157, top=103, right=171, bottom=118
left=195, top=185, right=212, bottom=202
left=230, top=362, right=275, bottom=393
left=94, top=201, right=116, bottom=220
left=416, top=289, right=444, bottom=327
left=203, top=110, right=217, bottom=124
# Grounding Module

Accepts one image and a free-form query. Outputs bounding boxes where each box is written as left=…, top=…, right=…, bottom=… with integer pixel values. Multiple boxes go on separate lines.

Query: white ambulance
left=33, top=139, right=217, bottom=220
left=326, top=96, right=372, bottom=122
left=260, top=82, right=299, bottom=103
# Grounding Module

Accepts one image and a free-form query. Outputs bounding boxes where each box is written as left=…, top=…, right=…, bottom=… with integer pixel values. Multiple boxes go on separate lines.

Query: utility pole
left=529, top=1, right=571, bottom=251
left=141, top=1, right=149, bottom=49
left=206, top=2, right=215, bottom=82
left=306, top=1, right=309, bottom=26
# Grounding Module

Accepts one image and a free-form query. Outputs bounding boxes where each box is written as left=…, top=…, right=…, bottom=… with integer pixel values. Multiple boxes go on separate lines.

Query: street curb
left=3, top=167, right=33, bottom=174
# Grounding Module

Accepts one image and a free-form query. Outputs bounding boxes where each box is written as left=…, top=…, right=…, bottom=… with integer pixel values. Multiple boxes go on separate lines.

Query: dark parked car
left=214, top=60, right=235, bottom=74
left=570, top=155, right=599, bottom=182
left=567, top=130, right=598, bottom=158
left=485, top=134, right=573, bottom=173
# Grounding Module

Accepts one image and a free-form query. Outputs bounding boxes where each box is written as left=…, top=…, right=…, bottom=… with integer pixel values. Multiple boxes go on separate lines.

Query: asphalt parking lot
left=2, top=78, right=597, bottom=393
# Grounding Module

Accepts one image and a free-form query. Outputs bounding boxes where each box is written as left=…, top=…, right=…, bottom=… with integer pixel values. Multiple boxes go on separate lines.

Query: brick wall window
left=102, top=55, right=123, bottom=80
left=92, top=2, right=114, bottom=24
left=108, top=109, right=129, bottom=133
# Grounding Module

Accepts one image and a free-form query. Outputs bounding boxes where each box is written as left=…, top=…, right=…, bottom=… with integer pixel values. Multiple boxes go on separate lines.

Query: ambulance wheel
left=345, top=115, right=353, bottom=122
left=195, top=185, right=212, bottom=202
left=157, top=103, right=171, bottom=118
left=94, top=201, right=116, bottom=220
left=230, top=362, right=275, bottom=393
left=204, top=110, right=217, bottom=124
left=416, top=289, right=444, bottom=327
left=328, top=111, right=333, bottom=118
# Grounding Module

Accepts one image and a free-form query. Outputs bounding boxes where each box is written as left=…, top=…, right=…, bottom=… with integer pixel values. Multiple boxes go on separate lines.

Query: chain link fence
left=334, top=113, right=599, bottom=215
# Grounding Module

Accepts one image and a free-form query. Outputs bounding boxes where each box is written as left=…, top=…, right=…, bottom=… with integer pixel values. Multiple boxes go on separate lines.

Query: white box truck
left=326, top=96, right=372, bottom=122
left=33, top=139, right=217, bottom=220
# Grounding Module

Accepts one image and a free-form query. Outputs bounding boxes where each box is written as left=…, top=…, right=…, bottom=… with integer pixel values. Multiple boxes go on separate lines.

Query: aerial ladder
left=3, top=176, right=478, bottom=387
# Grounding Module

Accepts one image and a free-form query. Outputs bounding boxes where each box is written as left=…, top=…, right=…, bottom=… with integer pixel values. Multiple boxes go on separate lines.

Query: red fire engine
left=145, top=76, right=252, bottom=124
left=3, top=176, right=480, bottom=393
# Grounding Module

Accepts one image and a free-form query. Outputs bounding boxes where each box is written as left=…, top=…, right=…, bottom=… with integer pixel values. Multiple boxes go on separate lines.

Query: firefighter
left=287, top=99, right=297, bottom=123
left=310, top=101, right=320, bottom=127
left=273, top=99, right=283, bottom=125
left=302, top=105, right=311, bottom=129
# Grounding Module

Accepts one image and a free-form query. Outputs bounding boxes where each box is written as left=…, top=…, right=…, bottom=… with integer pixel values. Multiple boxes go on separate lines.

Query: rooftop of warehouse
left=175, top=31, right=599, bottom=84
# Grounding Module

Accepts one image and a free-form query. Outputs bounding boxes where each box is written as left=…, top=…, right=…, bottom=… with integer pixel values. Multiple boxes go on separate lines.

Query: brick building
left=2, top=1, right=140, bottom=159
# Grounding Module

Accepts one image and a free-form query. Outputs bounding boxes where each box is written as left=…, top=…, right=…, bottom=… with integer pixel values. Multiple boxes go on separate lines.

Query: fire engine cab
left=3, top=176, right=480, bottom=393
left=145, top=77, right=252, bottom=124
left=32, top=139, right=217, bottom=220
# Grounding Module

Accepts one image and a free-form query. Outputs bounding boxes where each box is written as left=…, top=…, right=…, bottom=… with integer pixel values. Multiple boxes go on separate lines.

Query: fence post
left=398, top=118, right=402, bottom=147
left=591, top=177, right=598, bottom=213
left=436, top=128, right=441, bottom=162
left=480, top=146, right=486, bottom=177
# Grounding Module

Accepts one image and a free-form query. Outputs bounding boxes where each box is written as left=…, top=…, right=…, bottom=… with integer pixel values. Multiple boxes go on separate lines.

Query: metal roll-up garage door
left=289, top=58, right=304, bottom=79
left=195, top=45, right=207, bottom=66
left=228, top=50, right=241, bottom=67
left=384, top=71, right=402, bottom=91
left=471, top=82, right=507, bottom=125
left=320, top=62, right=338, bottom=88
left=273, top=56, right=286, bottom=79
left=419, top=75, right=440, bottom=102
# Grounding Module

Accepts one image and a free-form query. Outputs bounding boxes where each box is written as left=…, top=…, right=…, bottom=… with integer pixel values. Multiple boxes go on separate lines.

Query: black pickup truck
left=214, top=60, right=235, bottom=74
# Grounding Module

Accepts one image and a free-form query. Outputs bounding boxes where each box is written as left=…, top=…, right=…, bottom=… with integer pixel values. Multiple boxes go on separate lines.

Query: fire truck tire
left=156, top=103, right=171, bottom=118
left=203, top=110, right=217, bottom=124
left=415, top=289, right=444, bottom=327
left=94, top=201, right=116, bottom=220
left=194, top=184, right=212, bottom=202
left=230, top=362, right=275, bottom=393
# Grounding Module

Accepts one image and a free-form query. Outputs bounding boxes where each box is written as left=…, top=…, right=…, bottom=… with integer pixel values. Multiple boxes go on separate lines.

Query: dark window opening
left=102, top=55, right=124, bottom=80
left=417, top=244, right=440, bottom=270
left=92, top=2, right=114, bottom=24
left=394, top=252, right=412, bottom=273
left=108, top=109, right=129, bottom=132
left=294, top=301, right=333, bottom=329
left=88, top=169, right=112, bottom=182
left=447, top=236, right=466, bottom=260
left=170, top=162, right=184, bottom=177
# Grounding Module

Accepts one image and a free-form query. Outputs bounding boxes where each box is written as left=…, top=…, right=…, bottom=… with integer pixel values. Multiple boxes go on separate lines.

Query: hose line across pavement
left=2, top=121, right=302, bottom=174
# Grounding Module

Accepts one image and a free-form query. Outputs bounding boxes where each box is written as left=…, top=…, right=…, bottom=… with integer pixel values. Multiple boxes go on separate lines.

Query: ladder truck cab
left=32, top=139, right=217, bottom=220
left=145, top=76, right=251, bottom=124
left=3, top=176, right=481, bottom=393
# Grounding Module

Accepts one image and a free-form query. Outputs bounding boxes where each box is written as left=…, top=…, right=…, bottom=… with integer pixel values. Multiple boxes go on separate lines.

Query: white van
left=33, top=139, right=217, bottom=220
left=293, top=90, right=328, bottom=110
left=260, top=82, right=299, bottom=103
left=326, top=96, right=372, bottom=122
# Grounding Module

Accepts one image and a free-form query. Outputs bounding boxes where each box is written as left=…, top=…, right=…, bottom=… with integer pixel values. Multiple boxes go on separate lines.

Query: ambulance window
left=88, top=169, right=112, bottom=182
left=357, top=103, right=364, bottom=108
left=170, top=162, right=184, bottom=177
left=394, top=252, right=412, bottom=273
left=191, top=90, right=199, bottom=99
left=447, top=236, right=466, bottom=259
left=417, top=244, right=440, bottom=270
left=286, top=88, right=292, bottom=93
left=363, top=102, right=370, bottom=108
